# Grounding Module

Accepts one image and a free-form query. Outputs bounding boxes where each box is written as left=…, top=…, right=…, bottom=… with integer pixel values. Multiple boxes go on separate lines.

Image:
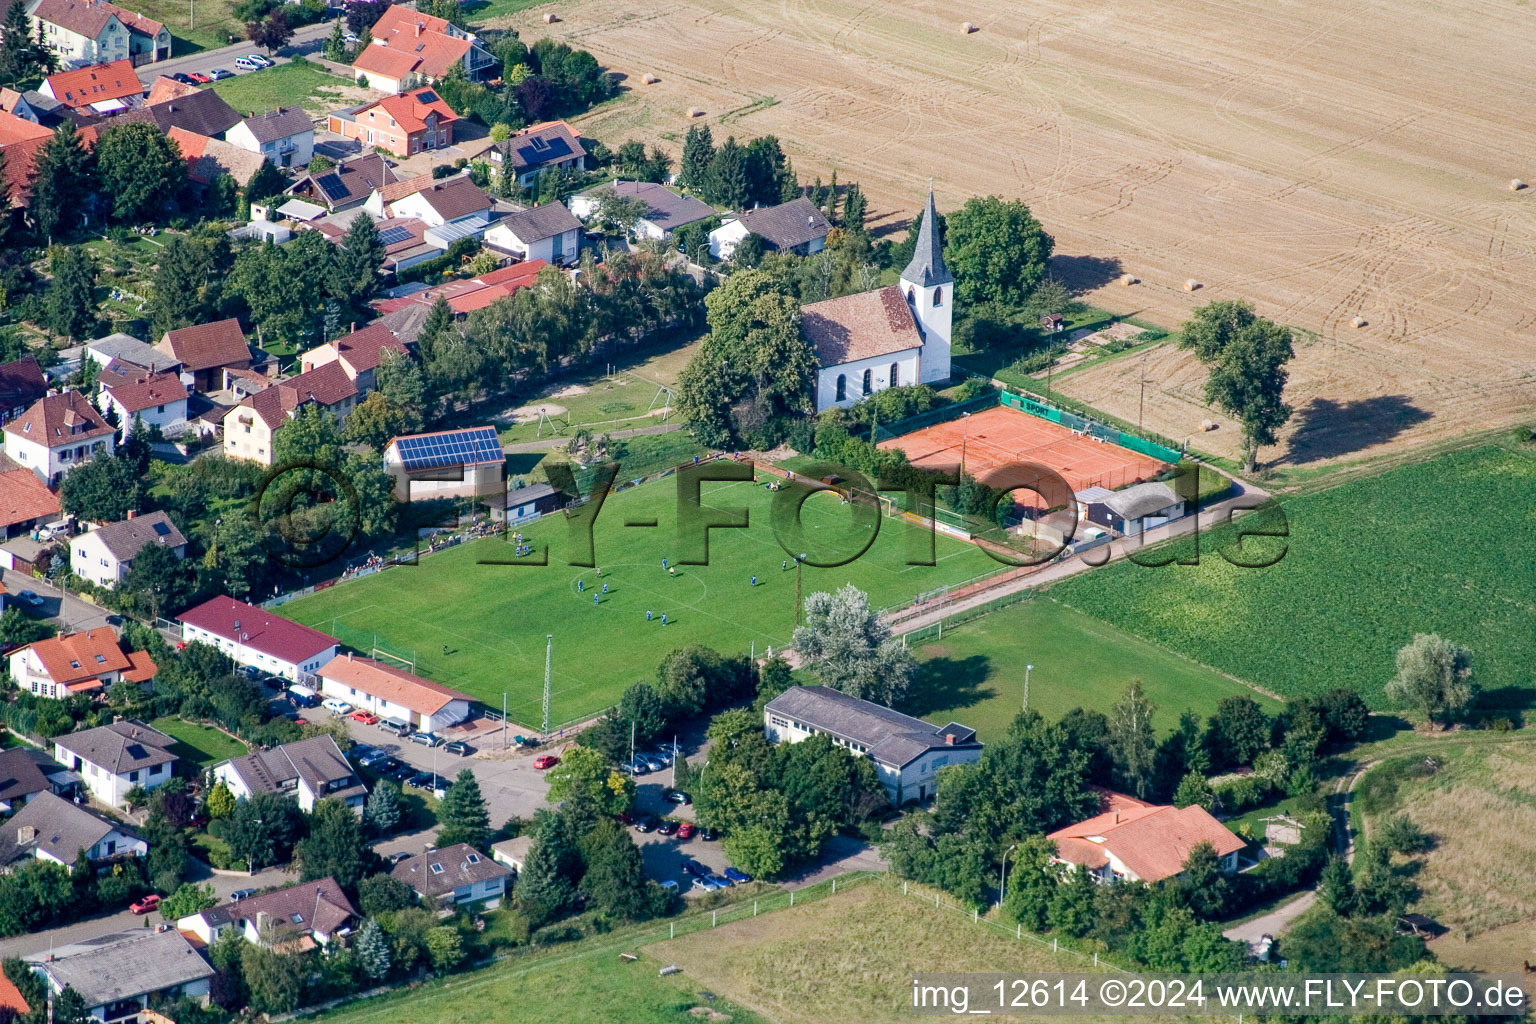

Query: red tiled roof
left=43, top=59, right=143, bottom=110
left=350, top=44, right=423, bottom=82
left=3, top=390, right=113, bottom=447
left=0, top=111, right=50, bottom=146
left=408, top=177, right=492, bottom=222
left=102, top=370, right=187, bottom=414
left=178, top=596, right=339, bottom=665
left=274, top=360, right=357, bottom=407
left=318, top=653, right=471, bottom=716
left=0, top=133, right=47, bottom=208
left=801, top=285, right=923, bottom=366
left=376, top=171, right=436, bottom=204
left=372, top=259, right=548, bottom=315
left=166, top=125, right=210, bottom=178
left=370, top=5, right=451, bottom=39
left=123, top=649, right=157, bottom=683
left=0, top=464, right=60, bottom=528
left=1049, top=791, right=1245, bottom=884
left=146, top=76, right=197, bottom=105
left=33, top=0, right=163, bottom=40
left=0, top=354, right=47, bottom=412
left=354, top=9, right=473, bottom=83
left=370, top=87, right=459, bottom=135
left=19, top=629, right=133, bottom=686
left=323, top=322, right=407, bottom=374
left=0, top=966, right=29, bottom=1015
left=158, top=318, right=250, bottom=372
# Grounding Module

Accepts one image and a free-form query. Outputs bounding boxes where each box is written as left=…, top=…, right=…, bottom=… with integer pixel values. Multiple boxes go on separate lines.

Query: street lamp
left=1023, top=664, right=1034, bottom=713
left=999, top=842, right=1020, bottom=905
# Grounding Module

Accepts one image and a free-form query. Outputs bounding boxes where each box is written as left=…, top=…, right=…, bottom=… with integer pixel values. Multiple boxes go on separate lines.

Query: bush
left=530, top=922, right=583, bottom=946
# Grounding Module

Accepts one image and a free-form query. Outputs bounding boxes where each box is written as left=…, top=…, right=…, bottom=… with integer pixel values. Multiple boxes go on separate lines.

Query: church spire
left=900, top=186, right=953, bottom=288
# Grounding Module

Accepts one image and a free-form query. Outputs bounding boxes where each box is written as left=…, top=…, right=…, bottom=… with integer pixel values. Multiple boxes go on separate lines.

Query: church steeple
left=900, top=187, right=953, bottom=288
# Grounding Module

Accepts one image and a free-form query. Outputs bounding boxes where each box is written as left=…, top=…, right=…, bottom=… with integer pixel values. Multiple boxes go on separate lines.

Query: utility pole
left=501, top=692, right=507, bottom=749
left=1023, top=663, right=1033, bottom=713
left=793, top=553, right=807, bottom=626
left=541, top=634, right=552, bottom=740
left=1138, top=352, right=1149, bottom=432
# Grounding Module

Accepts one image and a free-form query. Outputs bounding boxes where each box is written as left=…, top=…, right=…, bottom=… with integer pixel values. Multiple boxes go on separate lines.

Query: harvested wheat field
left=493, top=0, right=1536, bottom=468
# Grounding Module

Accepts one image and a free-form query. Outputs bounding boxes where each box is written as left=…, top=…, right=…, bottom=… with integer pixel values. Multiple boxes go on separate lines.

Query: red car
left=187, top=71, right=211, bottom=84
left=130, top=894, right=161, bottom=915
left=533, top=754, right=559, bottom=770
left=351, top=711, right=379, bottom=725
left=676, top=822, right=694, bottom=840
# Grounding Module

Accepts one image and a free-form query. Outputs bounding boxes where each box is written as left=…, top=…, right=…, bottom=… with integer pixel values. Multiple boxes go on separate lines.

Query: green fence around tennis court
left=871, top=389, right=1002, bottom=442
left=999, top=388, right=1185, bottom=463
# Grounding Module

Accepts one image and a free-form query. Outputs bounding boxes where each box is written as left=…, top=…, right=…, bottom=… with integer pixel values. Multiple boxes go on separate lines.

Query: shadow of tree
left=1049, top=253, right=1125, bottom=293
left=901, top=653, right=993, bottom=718
left=1283, top=396, right=1431, bottom=465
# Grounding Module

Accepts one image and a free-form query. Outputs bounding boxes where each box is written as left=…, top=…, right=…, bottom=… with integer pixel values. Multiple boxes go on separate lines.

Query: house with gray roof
left=0, top=748, right=55, bottom=813
left=52, top=719, right=177, bottom=809
left=1074, top=481, right=1184, bottom=537
left=392, top=842, right=511, bottom=910
left=226, top=106, right=314, bottom=169
left=0, top=791, right=145, bottom=871
left=483, top=202, right=582, bottom=265
left=763, top=685, right=982, bottom=805
left=212, top=734, right=365, bottom=814
left=69, top=509, right=186, bottom=590
left=568, top=180, right=714, bottom=242
left=710, top=196, right=830, bottom=260
left=26, top=929, right=213, bottom=1020
left=178, top=876, right=357, bottom=949
left=87, top=333, right=183, bottom=376
left=484, top=481, right=561, bottom=525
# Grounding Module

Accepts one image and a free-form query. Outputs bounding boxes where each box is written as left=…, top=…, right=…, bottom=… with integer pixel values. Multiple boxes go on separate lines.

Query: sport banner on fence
left=1000, top=389, right=1184, bottom=464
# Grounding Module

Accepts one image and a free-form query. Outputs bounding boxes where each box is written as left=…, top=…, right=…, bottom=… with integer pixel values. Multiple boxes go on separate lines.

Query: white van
left=322, top=698, right=353, bottom=716
left=287, top=685, right=320, bottom=708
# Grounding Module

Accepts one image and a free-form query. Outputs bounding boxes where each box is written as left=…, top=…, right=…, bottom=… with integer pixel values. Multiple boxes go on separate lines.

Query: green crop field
left=281, top=474, right=1000, bottom=726
left=1049, top=444, right=1536, bottom=708
left=906, top=597, right=1278, bottom=741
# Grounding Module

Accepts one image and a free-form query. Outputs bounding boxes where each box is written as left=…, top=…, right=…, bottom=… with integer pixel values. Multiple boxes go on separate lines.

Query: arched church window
left=862, top=368, right=872, bottom=395
left=933, top=286, right=943, bottom=307
left=906, top=287, right=915, bottom=304
left=835, top=374, right=847, bottom=402
left=890, top=362, right=900, bottom=387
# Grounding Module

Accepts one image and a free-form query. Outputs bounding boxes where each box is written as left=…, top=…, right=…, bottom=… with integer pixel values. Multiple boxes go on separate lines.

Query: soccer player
left=750, top=576, right=757, bottom=586
left=646, top=610, right=653, bottom=621
left=594, top=593, right=600, bottom=606
left=661, top=613, right=667, bottom=625
left=577, top=579, right=584, bottom=592
left=669, top=566, right=676, bottom=577
left=602, top=583, right=608, bottom=594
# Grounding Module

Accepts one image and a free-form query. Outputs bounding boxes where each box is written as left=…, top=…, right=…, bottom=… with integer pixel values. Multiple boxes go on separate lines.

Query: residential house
left=177, top=877, right=358, bottom=949
left=0, top=355, right=47, bottom=424
left=1048, top=789, right=1246, bottom=884
left=68, top=509, right=186, bottom=590
left=221, top=361, right=359, bottom=466
left=383, top=424, right=506, bottom=502
left=490, top=835, right=530, bottom=874
left=27, top=0, right=170, bottom=69
left=52, top=719, right=177, bottom=808
left=2, top=390, right=115, bottom=487
left=97, top=370, right=188, bottom=437
left=370, top=260, right=547, bottom=317
left=25, top=930, right=213, bottom=1022
left=488, top=120, right=586, bottom=186
left=366, top=173, right=494, bottom=231
left=225, top=107, right=314, bottom=169
left=710, top=196, right=829, bottom=260
left=568, top=180, right=713, bottom=242
left=483, top=202, right=581, bottom=265
left=327, top=86, right=458, bottom=158
left=177, top=595, right=339, bottom=683
left=165, top=126, right=268, bottom=193
left=8, top=628, right=156, bottom=699
left=0, top=792, right=145, bottom=871
left=86, top=334, right=181, bottom=376
left=392, top=843, right=511, bottom=910
left=155, top=318, right=252, bottom=392
left=212, top=735, right=365, bottom=814
left=1073, top=482, right=1184, bottom=537
left=297, top=321, right=411, bottom=393
left=132, top=80, right=241, bottom=135
left=317, top=652, right=472, bottom=733
left=0, top=112, right=51, bottom=210
left=38, top=59, right=143, bottom=114
left=763, top=685, right=983, bottom=805
left=286, top=154, right=398, bottom=213
left=0, top=452, right=60, bottom=541
left=484, top=481, right=561, bottom=525
left=0, top=748, right=53, bottom=813
left=350, top=6, right=494, bottom=94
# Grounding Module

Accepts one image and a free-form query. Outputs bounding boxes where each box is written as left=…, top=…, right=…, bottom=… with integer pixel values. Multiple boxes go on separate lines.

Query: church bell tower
left=899, top=187, right=954, bottom=385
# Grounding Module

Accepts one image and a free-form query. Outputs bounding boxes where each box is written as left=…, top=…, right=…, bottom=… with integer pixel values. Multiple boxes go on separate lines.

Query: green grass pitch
left=281, top=474, right=1001, bottom=727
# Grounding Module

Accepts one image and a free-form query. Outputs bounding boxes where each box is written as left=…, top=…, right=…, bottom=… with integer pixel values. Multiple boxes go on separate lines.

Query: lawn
left=281, top=473, right=1001, bottom=726
left=130, top=0, right=242, bottom=53
left=206, top=59, right=361, bottom=118
left=1048, top=444, right=1536, bottom=708
left=906, top=596, right=1277, bottom=742
left=150, top=716, right=248, bottom=767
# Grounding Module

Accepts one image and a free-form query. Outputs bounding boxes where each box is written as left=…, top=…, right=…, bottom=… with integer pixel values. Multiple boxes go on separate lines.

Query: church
left=804, top=189, right=953, bottom=411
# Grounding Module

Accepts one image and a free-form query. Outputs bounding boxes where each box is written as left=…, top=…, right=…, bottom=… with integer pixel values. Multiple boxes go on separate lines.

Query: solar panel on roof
left=316, top=173, right=346, bottom=201
left=394, top=427, right=503, bottom=471
left=152, top=521, right=170, bottom=536
left=516, top=137, right=570, bottom=164
left=378, top=226, right=412, bottom=246
left=417, top=90, right=437, bottom=102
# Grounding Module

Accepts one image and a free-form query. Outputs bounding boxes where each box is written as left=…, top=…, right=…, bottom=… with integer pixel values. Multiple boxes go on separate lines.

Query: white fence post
left=1053, top=938, right=1057, bottom=951
left=670, top=923, right=674, bottom=939
left=790, top=891, right=795, bottom=906
left=712, top=911, right=716, bottom=927
left=1017, top=924, right=1021, bottom=938
left=936, top=893, right=940, bottom=907
left=754, top=900, right=758, bottom=916
left=904, top=881, right=908, bottom=895
left=973, top=908, right=978, bottom=923
left=832, top=878, right=836, bottom=894
left=1094, top=952, right=1098, bottom=966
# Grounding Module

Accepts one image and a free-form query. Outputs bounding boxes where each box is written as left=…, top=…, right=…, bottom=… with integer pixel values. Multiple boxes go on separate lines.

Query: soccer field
left=282, top=474, right=1000, bottom=727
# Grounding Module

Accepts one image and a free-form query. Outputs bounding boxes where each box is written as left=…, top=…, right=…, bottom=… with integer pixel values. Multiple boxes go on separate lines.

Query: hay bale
left=1351, top=316, right=1367, bottom=328
left=1119, top=273, right=1138, bottom=286
left=1200, top=419, right=1216, bottom=432
left=1510, top=179, right=1526, bottom=192
left=1183, top=279, right=1201, bottom=291
left=542, top=11, right=559, bottom=22
left=687, top=107, right=704, bottom=118
left=960, top=21, right=976, bottom=33
left=642, top=73, right=659, bottom=85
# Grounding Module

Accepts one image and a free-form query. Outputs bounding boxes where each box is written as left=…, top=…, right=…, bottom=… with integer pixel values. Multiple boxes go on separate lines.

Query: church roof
left=900, top=188, right=953, bottom=288
left=802, top=285, right=923, bottom=366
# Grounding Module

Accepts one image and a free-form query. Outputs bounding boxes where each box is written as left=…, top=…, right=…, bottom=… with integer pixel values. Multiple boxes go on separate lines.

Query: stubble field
left=495, top=0, right=1536, bottom=468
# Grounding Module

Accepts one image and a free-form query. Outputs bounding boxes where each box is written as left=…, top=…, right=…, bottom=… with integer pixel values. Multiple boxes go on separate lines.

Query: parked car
left=229, top=888, right=256, bottom=902
left=187, top=71, right=211, bottom=83
left=350, top=710, right=380, bottom=725
left=357, top=750, right=390, bottom=769
left=245, top=53, right=273, bottom=67
left=676, top=822, right=694, bottom=840
left=389, top=850, right=413, bottom=865
left=532, top=754, right=559, bottom=770
left=700, top=826, right=718, bottom=842
left=321, top=698, right=353, bottom=716
left=208, top=67, right=232, bottom=79
left=130, top=894, right=161, bottom=914
left=287, top=685, right=320, bottom=708
left=233, top=56, right=262, bottom=70
left=633, top=817, right=655, bottom=833
left=639, top=753, right=665, bottom=771
left=379, top=719, right=411, bottom=737
left=169, top=72, right=194, bottom=84
left=442, top=741, right=472, bottom=757
left=405, top=771, right=438, bottom=789
left=708, top=873, right=733, bottom=888
left=723, top=867, right=752, bottom=884
left=664, top=789, right=691, bottom=805
left=409, top=731, right=440, bottom=747
left=648, top=749, right=674, bottom=766
left=14, top=590, right=43, bottom=608
left=690, top=875, right=724, bottom=893
left=660, top=879, right=679, bottom=893
left=656, top=819, right=679, bottom=836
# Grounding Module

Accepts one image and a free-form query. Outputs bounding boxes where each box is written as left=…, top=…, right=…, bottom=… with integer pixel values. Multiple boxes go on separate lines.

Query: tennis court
left=878, top=405, right=1168, bottom=508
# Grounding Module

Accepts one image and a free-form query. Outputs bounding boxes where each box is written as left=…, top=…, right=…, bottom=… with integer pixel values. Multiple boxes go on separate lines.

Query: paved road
left=135, top=22, right=332, bottom=87
left=0, top=568, right=115, bottom=635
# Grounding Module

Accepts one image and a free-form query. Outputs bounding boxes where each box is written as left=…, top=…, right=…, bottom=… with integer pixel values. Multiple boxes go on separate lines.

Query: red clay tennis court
left=877, top=405, right=1169, bottom=507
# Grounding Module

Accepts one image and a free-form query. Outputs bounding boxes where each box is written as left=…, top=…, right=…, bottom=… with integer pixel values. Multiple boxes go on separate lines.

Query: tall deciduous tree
left=1204, top=695, right=1272, bottom=770
left=943, top=195, right=1054, bottom=307
left=1108, top=680, right=1157, bottom=799
left=1177, top=300, right=1295, bottom=471
left=545, top=746, right=633, bottom=818
left=59, top=450, right=140, bottom=521
left=791, top=583, right=915, bottom=706
left=95, top=122, right=186, bottom=223
left=577, top=820, right=659, bottom=920
left=1384, top=632, right=1475, bottom=727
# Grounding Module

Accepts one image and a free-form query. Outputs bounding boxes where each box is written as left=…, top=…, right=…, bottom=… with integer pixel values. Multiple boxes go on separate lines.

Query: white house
left=392, top=843, right=511, bottom=910
left=225, top=107, right=314, bottom=170
left=212, top=735, right=365, bottom=814
left=96, top=370, right=188, bottom=438
left=69, top=510, right=186, bottom=590
left=8, top=628, right=157, bottom=699
left=368, top=174, right=494, bottom=231
left=1047, top=790, right=1246, bottom=884
left=488, top=120, right=586, bottom=186
left=568, top=180, right=713, bottom=242
left=1074, top=482, right=1185, bottom=538
left=0, top=792, right=146, bottom=871
left=383, top=425, right=507, bottom=503
left=177, top=596, right=339, bottom=683
left=178, top=877, right=357, bottom=949
left=52, top=719, right=178, bottom=808
left=762, top=685, right=983, bottom=805
left=86, top=333, right=182, bottom=376
left=709, top=197, right=830, bottom=261
left=482, top=202, right=582, bottom=265
left=806, top=189, right=952, bottom=410
left=27, top=0, right=170, bottom=68
left=26, top=930, right=213, bottom=1023
left=2, top=390, right=116, bottom=487
left=317, top=652, right=473, bottom=733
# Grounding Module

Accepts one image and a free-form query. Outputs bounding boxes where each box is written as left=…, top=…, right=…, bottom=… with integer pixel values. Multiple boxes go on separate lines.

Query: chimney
left=944, top=733, right=955, bottom=745
left=415, top=20, right=424, bottom=35
left=1113, top=811, right=1121, bottom=824
left=126, top=510, right=136, bottom=519
left=256, top=911, right=272, bottom=934
left=17, top=825, right=35, bottom=843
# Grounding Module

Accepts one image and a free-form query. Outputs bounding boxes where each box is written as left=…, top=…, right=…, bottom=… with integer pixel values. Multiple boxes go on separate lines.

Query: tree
left=515, top=813, right=582, bottom=927
left=58, top=450, right=139, bottom=522
left=205, top=781, right=236, bottom=819
left=578, top=820, right=658, bottom=921
left=330, top=211, right=385, bottom=302
left=514, top=74, right=555, bottom=120
left=1318, top=854, right=1357, bottom=916
left=1205, top=695, right=1272, bottom=770
left=375, top=348, right=427, bottom=416
left=95, top=122, right=186, bottom=223
left=121, top=541, right=196, bottom=619
left=1108, top=681, right=1157, bottom=799
left=1384, top=632, right=1475, bottom=727
left=1177, top=300, right=1295, bottom=470
left=241, top=944, right=305, bottom=1015
left=791, top=584, right=915, bottom=706
left=842, top=183, right=867, bottom=235
left=943, top=195, right=1053, bottom=307
left=0, top=0, right=35, bottom=85
left=679, top=124, right=713, bottom=191
left=1172, top=771, right=1213, bottom=810
left=435, top=768, right=490, bottom=848
left=742, top=135, right=787, bottom=206
left=244, top=158, right=287, bottom=206
left=218, top=790, right=301, bottom=870
left=778, top=156, right=800, bottom=203
left=151, top=234, right=222, bottom=334
left=44, top=246, right=97, bottom=341
left=247, top=8, right=293, bottom=53
left=51, top=987, right=90, bottom=1024
left=732, top=232, right=765, bottom=268
left=1047, top=865, right=1097, bottom=936
left=592, top=190, right=648, bottom=236
left=324, top=17, right=346, bottom=60
left=357, top=874, right=414, bottom=916
left=703, top=135, right=748, bottom=209
left=1001, top=834, right=1061, bottom=931
left=545, top=746, right=633, bottom=818
left=425, top=925, right=463, bottom=972
left=363, top=781, right=401, bottom=834
left=159, top=882, right=218, bottom=919
left=297, top=797, right=370, bottom=889
left=30, top=122, right=93, bottom=241
left=1177, top=841, right=1229, bottom=919
left=344, top=391, right=418, bottom=450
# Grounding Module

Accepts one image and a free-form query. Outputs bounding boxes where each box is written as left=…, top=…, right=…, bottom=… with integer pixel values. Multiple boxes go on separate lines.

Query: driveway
left=135, top=22, right=332, bottom=87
